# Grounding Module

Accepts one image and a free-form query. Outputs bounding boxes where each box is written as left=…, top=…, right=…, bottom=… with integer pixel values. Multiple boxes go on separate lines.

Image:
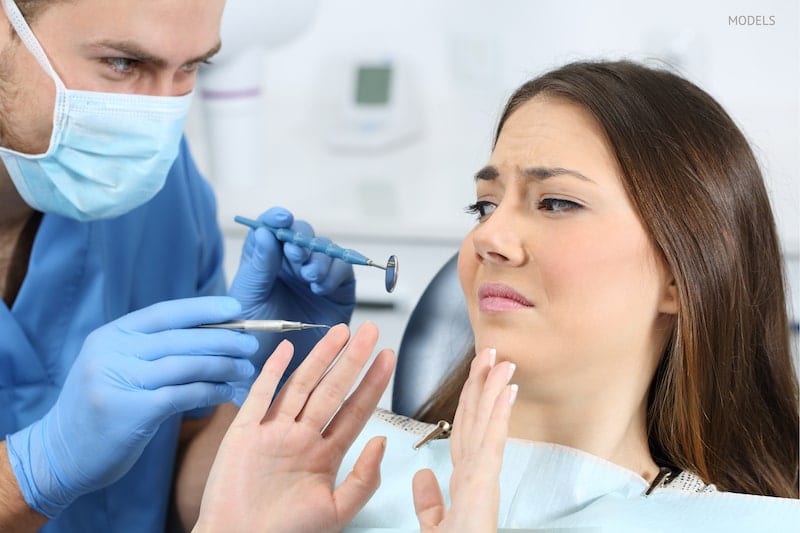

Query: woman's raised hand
left=412, top=348, right=517, bottom=533
left=194, top=322, right=395, bottom=533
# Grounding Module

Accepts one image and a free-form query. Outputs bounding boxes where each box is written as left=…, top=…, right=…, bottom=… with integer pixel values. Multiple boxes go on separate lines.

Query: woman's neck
left=507, top=387, right=659, bottom=484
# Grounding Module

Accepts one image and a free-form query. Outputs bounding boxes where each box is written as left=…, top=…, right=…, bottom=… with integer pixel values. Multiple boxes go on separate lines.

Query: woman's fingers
left=236, top=339, right=294, bottom=426
left=471, top=361, right=516, bottom=455
left=416, top=360, right=516, bottom=532
left=199, top=318, right=395, bottom=533
left=412, top=469, right=446, bottom=530
left=322, top=349, right=395, bottom=446
left=265, top=324, right=350, bottom=422
left=451, top=347, right=495, bottom=462
left=332, top=436, right=387, bottom=525
left=481, top=383, right=518, bottom=472
left=297, top=322, right=380, bottom=430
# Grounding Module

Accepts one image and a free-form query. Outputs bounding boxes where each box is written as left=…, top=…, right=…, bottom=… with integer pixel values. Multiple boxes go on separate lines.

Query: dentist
left=0, top=1, right=355, bottom=531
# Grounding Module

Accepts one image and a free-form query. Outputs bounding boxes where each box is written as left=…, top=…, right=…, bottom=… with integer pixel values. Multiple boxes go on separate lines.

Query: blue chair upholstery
left=392, top=253, right=474, bottom=417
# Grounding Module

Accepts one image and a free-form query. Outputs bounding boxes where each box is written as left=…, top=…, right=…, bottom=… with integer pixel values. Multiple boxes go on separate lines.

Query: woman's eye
left=104, top=57, right=139, bottom=75
left=465, top=201, right=497, bottom=221
left=538, top=197, right=582, bottom=213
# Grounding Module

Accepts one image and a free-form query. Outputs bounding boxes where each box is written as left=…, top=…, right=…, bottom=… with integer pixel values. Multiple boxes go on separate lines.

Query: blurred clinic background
left=183, top=0, right=800, bottom=406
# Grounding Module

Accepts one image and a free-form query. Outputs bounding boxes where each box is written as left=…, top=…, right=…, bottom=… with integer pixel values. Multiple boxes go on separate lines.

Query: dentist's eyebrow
left=474, top=165, right=595, bottom=183
left=85, top=40, right=222, bottom=67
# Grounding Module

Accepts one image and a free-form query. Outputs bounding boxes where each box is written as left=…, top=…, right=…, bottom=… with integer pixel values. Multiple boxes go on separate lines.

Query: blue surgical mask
left=0, top=0, right=193, bottom=221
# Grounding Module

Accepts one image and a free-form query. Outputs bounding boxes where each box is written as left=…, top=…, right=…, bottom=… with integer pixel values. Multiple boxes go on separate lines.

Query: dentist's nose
left=146, top=74, right=195, bottom=97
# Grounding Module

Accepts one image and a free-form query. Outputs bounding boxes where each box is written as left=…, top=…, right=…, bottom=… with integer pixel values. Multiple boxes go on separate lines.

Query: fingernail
left=241, top=334, right=260, bottom=353
left=223, top=297, right=242, bottom=314
left=288, top=247, right=306, bottom=262
left=509, top=384, right=519, bottom=405
left=254, top=226, right=270, bottom=240
left=506, top=363, right=516, bottom=383
left=236, top=360, right=255, bottom=377
left=217, top=383, right=235, bottom=400
left=488, top=348, right=496, bottom=368
left=303, top=267, right=319, bottom=282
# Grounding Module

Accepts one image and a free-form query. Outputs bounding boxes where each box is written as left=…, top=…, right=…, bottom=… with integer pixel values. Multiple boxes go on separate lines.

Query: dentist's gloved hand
left=228, top=207, right=356, bottom=400
left=5, top=296, right=258, bottom=519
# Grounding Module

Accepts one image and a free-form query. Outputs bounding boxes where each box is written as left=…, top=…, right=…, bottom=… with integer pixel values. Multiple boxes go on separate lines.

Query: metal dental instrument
left=198, top=320, right=330, bottom=332
left=234, top=215, right=399, bottom=293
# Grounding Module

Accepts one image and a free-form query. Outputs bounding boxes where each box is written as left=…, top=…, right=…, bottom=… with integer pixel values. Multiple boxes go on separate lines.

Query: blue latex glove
left=5, top=296, right=258, bottom=518
left=228, top=206, right=356, bottom=399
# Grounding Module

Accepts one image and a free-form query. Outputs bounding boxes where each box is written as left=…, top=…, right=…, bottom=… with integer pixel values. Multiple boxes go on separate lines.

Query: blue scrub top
left=0, top=137, right=227, bottom=531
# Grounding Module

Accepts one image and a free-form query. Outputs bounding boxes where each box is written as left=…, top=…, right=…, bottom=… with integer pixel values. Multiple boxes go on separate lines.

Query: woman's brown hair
left=416, top=60, right=799, bottom=498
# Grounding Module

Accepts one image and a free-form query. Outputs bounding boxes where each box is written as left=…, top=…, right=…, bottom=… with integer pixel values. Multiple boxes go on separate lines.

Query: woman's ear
left=658, top=277, right=679, bottom=314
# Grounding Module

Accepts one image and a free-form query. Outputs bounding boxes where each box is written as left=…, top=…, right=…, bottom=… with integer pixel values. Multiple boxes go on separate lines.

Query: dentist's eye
left=538, top=198, right=582, bottom=213
left=465, top=201, right=496, bottom=221
left=104, top=57, right=139, bottom=75
left=182, top=60, right=213, bottom=74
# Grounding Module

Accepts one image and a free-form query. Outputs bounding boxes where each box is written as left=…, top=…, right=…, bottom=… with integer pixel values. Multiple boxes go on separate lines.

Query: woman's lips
left=478, top=283, right=534, bottom=312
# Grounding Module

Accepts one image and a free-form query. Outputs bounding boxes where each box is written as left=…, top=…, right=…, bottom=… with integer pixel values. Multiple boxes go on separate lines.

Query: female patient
left=192, top=61, right=799, bottom=531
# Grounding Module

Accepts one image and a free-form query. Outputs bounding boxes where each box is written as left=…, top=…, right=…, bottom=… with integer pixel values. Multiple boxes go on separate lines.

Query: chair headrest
left=392, top=252, right=473, bottom=417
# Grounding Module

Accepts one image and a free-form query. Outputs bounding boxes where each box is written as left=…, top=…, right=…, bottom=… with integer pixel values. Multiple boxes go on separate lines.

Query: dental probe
left=198, top=320, right=330, bottom=332
left=234, top=215, right=399, bottom=293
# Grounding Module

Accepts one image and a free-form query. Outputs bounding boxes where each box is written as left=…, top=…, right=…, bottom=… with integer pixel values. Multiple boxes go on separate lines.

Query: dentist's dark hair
left=11, top=0, right=58, bottom=22
left=416, top=60, right=798, bottom=498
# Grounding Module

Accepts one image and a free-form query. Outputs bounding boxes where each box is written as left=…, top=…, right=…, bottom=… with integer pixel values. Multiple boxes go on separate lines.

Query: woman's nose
left=471, top=207, right=526, bottom=266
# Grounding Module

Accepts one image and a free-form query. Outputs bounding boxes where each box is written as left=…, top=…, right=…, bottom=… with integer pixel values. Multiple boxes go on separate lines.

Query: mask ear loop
left=1, top=0, right=68, bottom=155
left=1, top=0, right=65, bottom=89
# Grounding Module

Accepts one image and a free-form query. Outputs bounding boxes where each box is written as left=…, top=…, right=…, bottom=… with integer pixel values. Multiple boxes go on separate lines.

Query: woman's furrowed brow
left=474, top=165, right=595, bottom=183
left=474, top=166, right=499, bottom=182
left=521, top=166, right=595, bottom=183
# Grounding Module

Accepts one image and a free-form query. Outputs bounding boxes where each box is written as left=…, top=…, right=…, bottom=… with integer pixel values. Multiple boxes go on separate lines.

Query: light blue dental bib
left=339, top=410, right=799, bottom=532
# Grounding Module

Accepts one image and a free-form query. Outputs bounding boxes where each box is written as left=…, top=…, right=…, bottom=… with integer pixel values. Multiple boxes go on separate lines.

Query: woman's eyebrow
left=474, top=166, right=499, bottom=181
left=522, top=166, right=595, bottom=183
left=474, top=165, right=595, bottom=183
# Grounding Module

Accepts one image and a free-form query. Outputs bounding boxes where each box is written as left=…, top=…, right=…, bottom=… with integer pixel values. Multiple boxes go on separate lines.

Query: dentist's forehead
left=34, top=0, right=225, bottom=63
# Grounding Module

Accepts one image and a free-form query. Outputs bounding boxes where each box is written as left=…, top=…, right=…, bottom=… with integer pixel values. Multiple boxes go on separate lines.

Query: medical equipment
left=327, top=58, right=422, bottom=152
left=199, top=0, right=319, bottom=188
left=199, top=320, right=329, bottom=332
left=234, top=215, right=399, bottom=292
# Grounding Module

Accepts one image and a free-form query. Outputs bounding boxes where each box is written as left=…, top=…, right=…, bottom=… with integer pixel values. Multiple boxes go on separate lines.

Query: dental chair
left=392, top=253, right=474, bottom=417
